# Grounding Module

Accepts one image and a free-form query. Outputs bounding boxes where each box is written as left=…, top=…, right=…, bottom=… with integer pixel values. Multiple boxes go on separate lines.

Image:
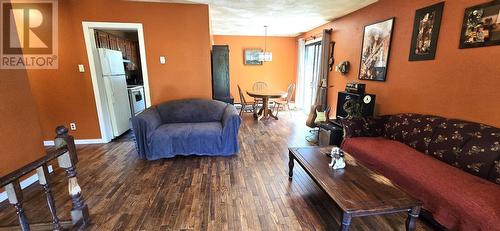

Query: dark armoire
left=211, top=45, right=234, bottom=104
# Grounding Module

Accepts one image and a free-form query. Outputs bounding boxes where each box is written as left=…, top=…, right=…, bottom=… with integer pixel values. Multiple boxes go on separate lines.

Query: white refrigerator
left=98, top=48, right=131, bottom=138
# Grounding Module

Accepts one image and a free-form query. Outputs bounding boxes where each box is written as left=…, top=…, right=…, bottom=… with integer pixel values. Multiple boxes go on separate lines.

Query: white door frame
left=82, top=22, right=151, bottom=143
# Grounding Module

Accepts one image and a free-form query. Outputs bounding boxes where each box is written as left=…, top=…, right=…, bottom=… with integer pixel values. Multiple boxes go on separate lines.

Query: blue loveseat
left=132, top=99, right=241, bottom=160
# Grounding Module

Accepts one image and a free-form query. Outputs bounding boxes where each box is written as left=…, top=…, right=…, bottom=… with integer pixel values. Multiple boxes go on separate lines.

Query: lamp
left=258, top=26, right=272, bottom=62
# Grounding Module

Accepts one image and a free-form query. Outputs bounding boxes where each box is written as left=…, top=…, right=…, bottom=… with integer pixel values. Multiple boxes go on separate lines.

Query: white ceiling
left=134, top=0, right=377, bottom=36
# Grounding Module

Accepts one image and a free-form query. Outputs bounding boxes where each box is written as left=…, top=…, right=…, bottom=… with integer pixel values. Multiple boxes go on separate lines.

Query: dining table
left=246, top=90, right=288, bottom=121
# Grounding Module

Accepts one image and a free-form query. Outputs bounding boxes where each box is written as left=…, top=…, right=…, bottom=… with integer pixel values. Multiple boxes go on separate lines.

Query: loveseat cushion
left=149, top=122, right=225, bottom=159
left=156, top=99, right=227, bottom=123
left=342, top=137, right=500, bottom=231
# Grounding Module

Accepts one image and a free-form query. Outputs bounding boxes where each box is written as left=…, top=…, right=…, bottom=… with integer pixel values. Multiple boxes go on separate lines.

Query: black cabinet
left=211, top=45, right=233, bottom=104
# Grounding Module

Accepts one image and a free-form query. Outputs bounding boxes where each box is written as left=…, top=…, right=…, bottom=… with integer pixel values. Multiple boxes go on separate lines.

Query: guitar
left=305, top=80, right=329, bottom=128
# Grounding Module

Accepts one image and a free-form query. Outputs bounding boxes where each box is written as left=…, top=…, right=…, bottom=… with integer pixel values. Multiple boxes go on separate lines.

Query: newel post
left=55, top=126, right=90, bottom=227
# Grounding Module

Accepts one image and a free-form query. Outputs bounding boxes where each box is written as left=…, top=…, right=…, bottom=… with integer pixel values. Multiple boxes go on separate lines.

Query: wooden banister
left=0, top=126, right=90, bottom=230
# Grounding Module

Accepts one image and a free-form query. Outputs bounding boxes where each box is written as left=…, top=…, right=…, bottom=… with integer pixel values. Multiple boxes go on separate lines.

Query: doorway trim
left=82, top=21, right=151, bottom=143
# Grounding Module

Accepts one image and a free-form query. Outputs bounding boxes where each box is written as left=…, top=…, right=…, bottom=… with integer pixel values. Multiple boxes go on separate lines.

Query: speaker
left=319, top=122, right=344, bottom=146
left=336, top=91, right=375, bottom=119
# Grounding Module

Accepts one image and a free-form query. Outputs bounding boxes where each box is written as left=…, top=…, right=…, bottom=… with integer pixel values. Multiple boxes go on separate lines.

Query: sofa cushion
left=458, top=124, right=500, bottom=179
left=383, top=114, right=446, bottom=154
left=342, top=137, right=500, bottom=231
left=149, top=122, right=224, bottom=158
left=156, top=99, right=228, bottom=123
left=490, top=160, right=500, bottom=184
left=341, top=116, right=387, bottom=138
left=426, top=119, right=476, bottom=166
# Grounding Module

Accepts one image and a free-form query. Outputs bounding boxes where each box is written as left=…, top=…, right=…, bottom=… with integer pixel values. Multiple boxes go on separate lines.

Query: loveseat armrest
left=340, top=116, right=388, bottom=138
left=132, top=106, right=162, bottom=159
left=222, top=104, right=241, bottom=131
left=221, top=105, right=241, bottom=152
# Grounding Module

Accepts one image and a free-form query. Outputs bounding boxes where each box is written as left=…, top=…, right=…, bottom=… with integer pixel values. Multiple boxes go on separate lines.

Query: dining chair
left=273, top=83, right=295, bottom=116
left=237, top=85, right=255, bottom=116
left=252, top=81, right=268, bottom=92
left=252, top=81, right=268, bottom=109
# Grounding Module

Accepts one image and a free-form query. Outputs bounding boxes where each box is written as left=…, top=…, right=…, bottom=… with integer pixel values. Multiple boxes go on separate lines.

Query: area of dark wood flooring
left=0, top=111, right=434, bottom=230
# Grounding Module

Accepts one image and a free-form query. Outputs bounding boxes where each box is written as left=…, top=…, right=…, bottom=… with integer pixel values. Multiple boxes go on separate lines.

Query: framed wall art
left=409, top=2, right=445, bottom=61
left=244, top=48, right=263, bottom=65
left=459, top=0, right=500, bottom=49
left=358, top=17, right=395, bottom=81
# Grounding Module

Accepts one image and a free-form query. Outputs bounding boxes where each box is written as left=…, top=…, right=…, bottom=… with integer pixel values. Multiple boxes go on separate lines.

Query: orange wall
left=0, top=73, right=45, bottom=177
left=27, top=0, right=212, bottom=140
left=212, top=36, right=297, bottom=102
left=298, top=0, right=500, bottom=127
left=0, top=1, right=45, bottom=176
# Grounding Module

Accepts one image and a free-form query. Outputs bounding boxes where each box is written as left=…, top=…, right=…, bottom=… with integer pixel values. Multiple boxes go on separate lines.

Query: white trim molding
left=43, top=139, right=104, bottom=146
left=0, top=166, right=54, bottom=203
left=81, top=21, right=150, bottom=143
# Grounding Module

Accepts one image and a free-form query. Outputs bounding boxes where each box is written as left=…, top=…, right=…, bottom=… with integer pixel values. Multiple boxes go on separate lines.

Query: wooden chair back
left=285, top=83, right=295, bottom=103
left=252, top=81, right=268, bottom=92
left=237, top=85, right=248, bottom=105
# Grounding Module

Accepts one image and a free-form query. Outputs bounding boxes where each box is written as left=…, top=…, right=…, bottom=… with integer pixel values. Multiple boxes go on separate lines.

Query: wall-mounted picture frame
left=244, top=48, right=263, bottom=65
left=459, top=0, right=500, bottom=49
left=358, top=17, right=395, bottom=82
left=409, top=2, right=445, bottom=61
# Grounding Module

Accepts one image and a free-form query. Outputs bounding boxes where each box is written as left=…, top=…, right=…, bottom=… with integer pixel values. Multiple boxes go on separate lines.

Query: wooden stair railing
left=0, top=126, right=90, bottom=231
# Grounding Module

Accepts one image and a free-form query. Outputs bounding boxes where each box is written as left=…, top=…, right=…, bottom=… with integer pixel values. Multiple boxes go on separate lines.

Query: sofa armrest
left=131, top=106, right=162, bottom=159
left=340, top=116, right=388, bottom=138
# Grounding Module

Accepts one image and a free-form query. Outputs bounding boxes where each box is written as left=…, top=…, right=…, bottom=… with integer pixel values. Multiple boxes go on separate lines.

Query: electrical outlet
left=70, top=123, right=77, bottom=131
left=78, top=64, right=85, bottom=73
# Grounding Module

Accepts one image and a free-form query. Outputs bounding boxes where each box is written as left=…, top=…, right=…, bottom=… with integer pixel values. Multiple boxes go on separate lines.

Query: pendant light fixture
left=258, top=25, right=272, bottom=62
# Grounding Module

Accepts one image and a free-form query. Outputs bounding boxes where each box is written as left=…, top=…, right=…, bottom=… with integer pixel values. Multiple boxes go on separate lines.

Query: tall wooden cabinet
left=211, top=45, right=233, bottom=104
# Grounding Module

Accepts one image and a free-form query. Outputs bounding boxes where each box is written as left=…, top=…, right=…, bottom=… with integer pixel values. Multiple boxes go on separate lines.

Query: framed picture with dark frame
left=409, top=2, right=445, bottom=61
left=358, top=17, right=395, bottom=82
left=459, top=0, right=500, bottom=49
left=244, top=48, right=263, bottom=65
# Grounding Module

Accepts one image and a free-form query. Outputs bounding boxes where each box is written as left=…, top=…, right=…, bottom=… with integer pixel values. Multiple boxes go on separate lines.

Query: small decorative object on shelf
left=329, top=147, right=346, bottom=170
left=335, top=61, right=350, bottom=75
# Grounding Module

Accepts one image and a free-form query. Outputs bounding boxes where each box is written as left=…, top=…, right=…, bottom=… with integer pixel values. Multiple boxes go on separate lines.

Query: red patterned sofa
left=340, top=114, right=500, bottom=231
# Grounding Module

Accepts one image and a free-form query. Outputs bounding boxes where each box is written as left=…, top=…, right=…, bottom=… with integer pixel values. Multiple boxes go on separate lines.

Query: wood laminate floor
left=0, top=111, right=434, bottom=230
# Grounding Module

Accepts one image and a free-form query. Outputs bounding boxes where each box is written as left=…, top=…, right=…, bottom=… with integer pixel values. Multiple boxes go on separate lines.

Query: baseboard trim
left=0, top=166, right=53, bottom=203
left=43, top=139, right=104, bottom=146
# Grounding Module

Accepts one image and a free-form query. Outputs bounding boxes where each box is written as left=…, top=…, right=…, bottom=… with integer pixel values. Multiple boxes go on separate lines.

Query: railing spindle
left=36, top=164, right=62, bottom=231
left=55, top=126, right=90, bottom=227
left=5, top=181, right=30, bottom=231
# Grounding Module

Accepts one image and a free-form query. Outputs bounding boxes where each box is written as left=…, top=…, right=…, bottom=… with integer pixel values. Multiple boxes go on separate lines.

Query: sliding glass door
left=299, top=41, right=322, bottom=114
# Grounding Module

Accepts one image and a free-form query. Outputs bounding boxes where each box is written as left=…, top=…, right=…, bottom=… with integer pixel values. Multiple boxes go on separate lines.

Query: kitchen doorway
left=82, top=22, right=150, bottom=143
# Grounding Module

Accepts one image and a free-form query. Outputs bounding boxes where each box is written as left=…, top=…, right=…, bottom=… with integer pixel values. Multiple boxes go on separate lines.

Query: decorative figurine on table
left=328, top=147, right=346, bottom=169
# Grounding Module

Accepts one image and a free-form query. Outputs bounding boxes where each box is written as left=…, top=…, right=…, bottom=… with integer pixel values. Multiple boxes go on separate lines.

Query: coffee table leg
left=288, top=152, right=294, bottom=180
left=340, top=212, right=352, bottom=231
left=405, top=206, right=421, bottom=231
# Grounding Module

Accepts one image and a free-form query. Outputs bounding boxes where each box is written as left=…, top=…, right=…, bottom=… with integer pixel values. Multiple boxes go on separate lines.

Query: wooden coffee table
left=288, top=146, right=422, bottom=231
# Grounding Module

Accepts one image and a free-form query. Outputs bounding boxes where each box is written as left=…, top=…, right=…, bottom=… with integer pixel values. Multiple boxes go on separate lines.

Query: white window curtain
left=314, top=29, right=332, bottom=110
left=295, top=38, right=306, bottom=111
